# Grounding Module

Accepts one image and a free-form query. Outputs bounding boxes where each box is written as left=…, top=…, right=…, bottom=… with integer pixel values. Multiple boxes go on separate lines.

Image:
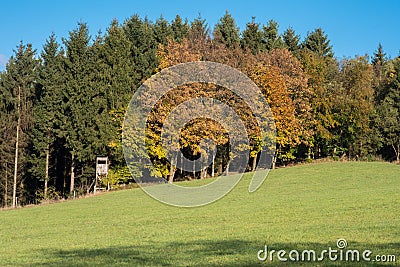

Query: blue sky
left=0, top=0, right=399, bottom=70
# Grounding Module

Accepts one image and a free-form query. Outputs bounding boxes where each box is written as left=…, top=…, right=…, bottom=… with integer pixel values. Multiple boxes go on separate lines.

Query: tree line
left=0, top=12, right=399, bottom=207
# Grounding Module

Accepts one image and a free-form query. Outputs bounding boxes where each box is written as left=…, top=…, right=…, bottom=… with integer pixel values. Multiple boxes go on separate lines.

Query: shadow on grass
left=29, top=240, right=398, bottom=266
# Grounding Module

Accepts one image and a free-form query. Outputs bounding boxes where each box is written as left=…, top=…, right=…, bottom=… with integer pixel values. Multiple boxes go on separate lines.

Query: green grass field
left=0, top=162, right=399, bottom=266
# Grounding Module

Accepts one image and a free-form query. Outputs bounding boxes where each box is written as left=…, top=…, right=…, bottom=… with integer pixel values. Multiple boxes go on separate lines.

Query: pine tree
left=376, top=57, right=400, bottom=162
left=372, top=43, right=386, bottom=82
left=189, top=14, right=209, bottom=41
left=372, top=43, right=386, bottom=66
left=62, top=23, right=93, bottom=196
left=99, top=19, right=136, bottom=172
left=303, top=28, right=334, bottom=58
left=261, top=19, right=284, bottom=51
left=283, top=27, right=301, bottom=54
left=0, top=72, right=15, bottom=207
left=153, top=16, right=173, bottom=45
left=241, top=17, right=263, bottom=54
left=29, top=33, right=65, bottom=199
left=123, top=15, right=158, bottom=87
left=0, top=42, right=38, bottom=207
left=171, top=15, right=189, bottom=42
left=213, top=11, right=240, bottom=48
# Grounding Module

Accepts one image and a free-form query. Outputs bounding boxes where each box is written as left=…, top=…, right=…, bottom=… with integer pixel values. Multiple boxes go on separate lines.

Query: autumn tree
left=299, top=49, right=339, bottom=158
left=257, top=49, right=311, bottom=158
left=246, top=63, right=300, bottom=167
left=336, top=56, right=377, bottom=158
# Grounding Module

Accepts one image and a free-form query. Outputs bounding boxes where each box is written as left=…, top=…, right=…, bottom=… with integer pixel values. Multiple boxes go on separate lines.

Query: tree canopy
left=0, top=13, right=398, bottom=207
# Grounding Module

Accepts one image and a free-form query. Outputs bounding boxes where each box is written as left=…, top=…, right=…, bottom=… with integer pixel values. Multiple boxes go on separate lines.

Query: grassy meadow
left=0, top=161, right=399, bottom=266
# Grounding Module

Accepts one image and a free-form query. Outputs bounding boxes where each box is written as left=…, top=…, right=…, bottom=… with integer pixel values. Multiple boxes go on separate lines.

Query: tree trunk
left=211, top=158, right=215, bottom=177
left=192, top=157, right=196, bottom=179
left=272, top=147, right=279, bottom=170
left=4, top=163, right=8, bottom=207
left=397, top=144, right=400, bottom=164
left=168, top=156, right=176, bottom=183
left=252, top=154, right=257, bottom=171
left=70, top=151, right=75, bottom=196
left=180, top=153, right=183, bottom=175
left=272, top=157, right=276, bottom=170
left=12, top=86, right=21, bottom=208
left=393, top=144, right=400, bottom=163
left=44, top=142, right=50, bottom=199
left=225, top=160, right=230, bottom=175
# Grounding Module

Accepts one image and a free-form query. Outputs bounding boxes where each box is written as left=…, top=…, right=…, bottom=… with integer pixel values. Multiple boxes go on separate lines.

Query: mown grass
left=0, top=162, right=399, bottom=266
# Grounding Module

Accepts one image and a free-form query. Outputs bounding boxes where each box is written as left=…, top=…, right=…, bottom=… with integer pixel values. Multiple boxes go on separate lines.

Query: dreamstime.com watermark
left=257, top=239, right=397, bottom=263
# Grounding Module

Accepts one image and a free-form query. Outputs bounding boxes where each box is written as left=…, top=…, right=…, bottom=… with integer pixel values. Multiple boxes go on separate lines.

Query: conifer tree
left=303, top=28, right=334, bottom=58
left=29, top=33, right=65, bottom=199
left=376, top=58, right=400, bottom=162
left=123, top=15, right=158, bottom=87
left=283, top=27, right=301, bottom=54
left=62, top=23, right=93, bottom=195
left=171, top=15, right=189, bottom=42
left=372, top=43, right=386, bottom=82
left=261, top=19, right=284, bottom=51
left=0, top=42, right=38, bottom=206
left=241, top=17, right=263, bottom=54
left=153, top=16, right=173, bottom=45
left=189, top=14, right=209, bottom=41
left=213, top=11, right=240, bottom=48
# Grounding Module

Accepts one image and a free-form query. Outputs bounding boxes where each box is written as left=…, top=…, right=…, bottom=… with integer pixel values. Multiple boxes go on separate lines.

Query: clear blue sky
left=1, top=0, right=399, bottom=70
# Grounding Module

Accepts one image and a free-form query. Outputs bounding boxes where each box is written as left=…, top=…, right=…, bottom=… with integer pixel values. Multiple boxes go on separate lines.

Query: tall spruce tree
left=123, top=15, right=158, bottom=88
left=171, top=15, right=189, bottom=42
left=0, top=42, right=38, bottom=207
left=303, top=28, right=334, bottom=58
left=153, top=16, right=173, bottom=45
left=213, top=11, right=240, bottom=48
left=0, top=72, right=15, bottom=207
left=62, top=23, right=93, bottom=195
left=189, top=14, right=209, bottom=41
left=102, top=20, right=137, bottom=171
left=376, top=58, right=400, bottom=162
left=283, top=27, right=301, bottom=54
left=372, top=43, right=386, bottom=66
left=29, top=34, right=65, bottom=199
left=261, top=19, right=284, bottom=51
left=241, top=17, right=263, bottom=54
left=372, top=43, right=386, bottom=83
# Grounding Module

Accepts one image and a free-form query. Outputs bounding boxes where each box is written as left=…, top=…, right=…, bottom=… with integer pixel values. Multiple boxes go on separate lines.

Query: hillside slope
left=0, top=162, right=399, bottom=266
